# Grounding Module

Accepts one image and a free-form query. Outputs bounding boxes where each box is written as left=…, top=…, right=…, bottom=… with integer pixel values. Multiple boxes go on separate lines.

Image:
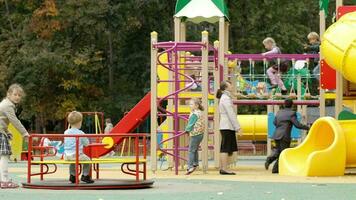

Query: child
left=103, top=118, right=115, bottom=157
left=304, top=32, right=320, bottom=81
left=262, top=37, right=281, bottom=56
left=184, top=98, right=205, bottom=175
left=217, top=81, right=241, bottom=175
left=189, top=74, right=202, bottom=91
left=104, top=118, right=113, bottom=133
left=0, top=84, right=29, bottom=189
left=262, top=37, right=287, bottom=93
left=265, top=99, right=309, bottom=173
left=64, top=111, right=94, bottom=184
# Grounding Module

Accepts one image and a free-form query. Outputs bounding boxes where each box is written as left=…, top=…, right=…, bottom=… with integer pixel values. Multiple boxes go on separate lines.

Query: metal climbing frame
left=150, top=32, right=218, bottom=175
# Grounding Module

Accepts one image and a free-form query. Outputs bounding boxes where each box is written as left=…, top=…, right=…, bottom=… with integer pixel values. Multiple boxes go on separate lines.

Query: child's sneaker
left=0, top=181, right=19, bottom=189
left=81, top=175, right=94, bottom=184
left=69, top=175, right=76, bottom=183
left=185, top=167, right=196, bottom=175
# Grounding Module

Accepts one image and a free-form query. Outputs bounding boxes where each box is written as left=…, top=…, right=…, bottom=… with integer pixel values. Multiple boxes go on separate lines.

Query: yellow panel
left=178, top=92, right=215, bottom=99
left=238, top=115, right=268, bottom=141
left=8, top=124, right=23, bottom=161
left=173, top=105, right=215, bottom=114
left=157, top=53, right=169, bottom=98
left=179, top=56, right=186, bottom=91
left=325, top=93, right=336, bottom=99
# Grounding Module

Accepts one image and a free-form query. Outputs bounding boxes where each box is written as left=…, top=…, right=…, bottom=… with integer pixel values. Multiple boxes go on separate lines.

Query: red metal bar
left=135, top=136, right=139, bottom=181
left=75, top=137, right=79, bottom=185
left=27, top=136, right=32, bottom=184
left=96, top=164, right=99, bottom=179
left=31, top=146, right=57, bottom=157
left=40, top=148, right=43, bottom=180
left=143, top=136, right=147, bottom=180
left=30, top=164, right=58, bottom=176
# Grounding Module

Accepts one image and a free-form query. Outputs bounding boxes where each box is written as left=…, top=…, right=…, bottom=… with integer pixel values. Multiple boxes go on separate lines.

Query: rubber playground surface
left=2, top=157, right=356, bottom=200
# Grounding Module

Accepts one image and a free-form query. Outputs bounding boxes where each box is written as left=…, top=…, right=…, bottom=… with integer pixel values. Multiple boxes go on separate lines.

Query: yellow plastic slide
left=279, top=11, right=356, bottom=176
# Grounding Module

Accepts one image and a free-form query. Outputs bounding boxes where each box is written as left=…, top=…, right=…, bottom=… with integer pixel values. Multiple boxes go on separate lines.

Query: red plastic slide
left=84, top=92, right=151, bottom=158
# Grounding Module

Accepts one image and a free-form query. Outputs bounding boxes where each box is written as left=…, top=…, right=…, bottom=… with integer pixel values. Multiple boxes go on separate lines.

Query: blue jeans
left=188, top=134, right=204, bottom=169
left=313, top=64, right=320, bottom=81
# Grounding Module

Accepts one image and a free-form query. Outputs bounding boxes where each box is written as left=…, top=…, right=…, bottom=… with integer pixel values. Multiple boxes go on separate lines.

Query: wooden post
left=231, top=64, right=237, bottom=96
left=174, top=17, right=181, bottom=42
left=201, top=31, right=209, bottom=173
left=213, top=41, right=221, bottom=168
left=302, top=105, right=308, bottom=140
left=150, top=31, right=158, bottom=173
left=319, top=9, right=326, bottom=117
left=224, top=22, right=229, bottom=53
left=335, top=0, right=343, bottom=118
left=219, top=17, right=226, bottom=80
left=273, top=105, right=280, bottom=113
left=180, top=21, right=186, bottom=42
left=266, top=105, right=273, bottom=156
left=297, top=75, right=302, bottom=114
left=179, top=20, right=187, bottom=170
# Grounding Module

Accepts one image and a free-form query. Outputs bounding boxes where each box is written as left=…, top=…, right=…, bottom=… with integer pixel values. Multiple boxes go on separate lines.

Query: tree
left=0, top=0, right=349, bottom=129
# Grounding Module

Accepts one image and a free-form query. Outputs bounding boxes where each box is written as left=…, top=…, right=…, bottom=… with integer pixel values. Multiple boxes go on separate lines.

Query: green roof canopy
left=175, top=0, right=229, bottom=23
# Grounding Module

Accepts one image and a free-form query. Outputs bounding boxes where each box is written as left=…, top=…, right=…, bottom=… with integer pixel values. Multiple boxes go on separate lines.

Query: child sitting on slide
left=262, top=37, right=287, bottom=93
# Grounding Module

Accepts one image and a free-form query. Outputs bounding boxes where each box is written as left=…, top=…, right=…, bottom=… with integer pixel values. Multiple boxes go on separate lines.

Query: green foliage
left=0, top=0, right=350, bottom=128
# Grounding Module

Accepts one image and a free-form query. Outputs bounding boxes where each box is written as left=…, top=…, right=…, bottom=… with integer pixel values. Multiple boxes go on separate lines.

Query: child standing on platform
left=64, top=111, right=94, bottom=184
left=0, top=84, right=29, bottom=189
left=304, top=32, right=320, bottom=81
left=185, top=98, right=205, bottom=175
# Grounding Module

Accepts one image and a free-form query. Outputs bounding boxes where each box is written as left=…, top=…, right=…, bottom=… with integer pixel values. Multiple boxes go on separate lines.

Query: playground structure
left=149, top=0, right=340, bottom=175
left=16, top=0, right=356, bottom=191
left=149, top=0, right=356, bottom=177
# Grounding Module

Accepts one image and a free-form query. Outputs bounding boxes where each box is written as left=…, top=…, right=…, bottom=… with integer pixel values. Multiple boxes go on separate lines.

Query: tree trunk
left=35, top=115, right=41, bottom=133
left=4, top=0, right=15, bottom=37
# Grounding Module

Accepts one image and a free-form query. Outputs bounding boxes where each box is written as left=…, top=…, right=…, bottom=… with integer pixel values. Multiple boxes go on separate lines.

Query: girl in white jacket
left=216, top=81, right=241, bottom=175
